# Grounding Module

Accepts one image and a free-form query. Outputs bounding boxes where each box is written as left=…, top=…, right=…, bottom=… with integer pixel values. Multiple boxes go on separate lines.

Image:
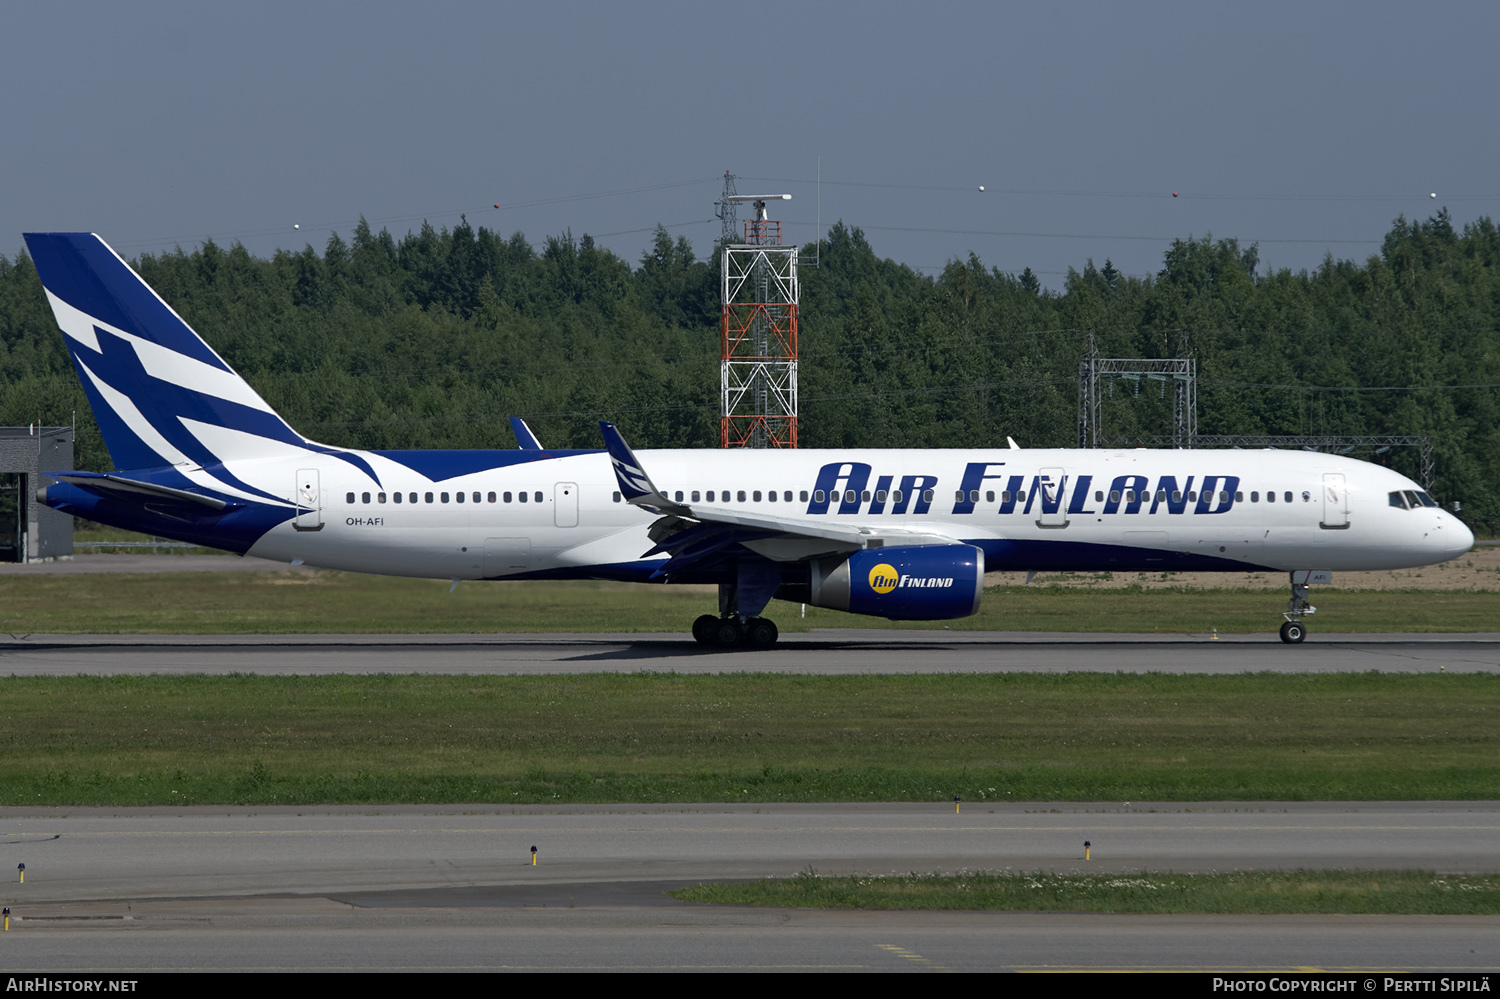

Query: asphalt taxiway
left=2, top=803, right=1497, bottom=972
left=3, top=630, right=1499, bottom=675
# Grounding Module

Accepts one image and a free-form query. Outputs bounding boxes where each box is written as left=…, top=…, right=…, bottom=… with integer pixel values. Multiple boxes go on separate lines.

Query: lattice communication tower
left=721, top=191, right=797, bottom=448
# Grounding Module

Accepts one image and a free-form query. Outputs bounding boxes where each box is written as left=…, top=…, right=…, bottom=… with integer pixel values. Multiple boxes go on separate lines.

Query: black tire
left=1279, top=621, right=1306, bottom=644
left=745, top=617, right=779, bottom=648
left=692, top=614, right=718, bottom=646
left=713, top=619, right=743, bottom=648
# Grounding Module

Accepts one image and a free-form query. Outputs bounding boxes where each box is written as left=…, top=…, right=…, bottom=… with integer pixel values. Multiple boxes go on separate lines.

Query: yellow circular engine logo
left=868, top=563, right=899, bottom=594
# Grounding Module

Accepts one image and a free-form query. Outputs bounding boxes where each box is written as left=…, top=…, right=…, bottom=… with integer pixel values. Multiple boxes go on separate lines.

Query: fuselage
left=104, top=444, right=1466, bottom=581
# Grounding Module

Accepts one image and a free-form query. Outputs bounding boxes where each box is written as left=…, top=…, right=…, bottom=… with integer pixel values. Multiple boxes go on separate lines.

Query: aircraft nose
left=1435, top=513, right=1475, bottom=561
left=1450, top=516, right=1476, bottom=557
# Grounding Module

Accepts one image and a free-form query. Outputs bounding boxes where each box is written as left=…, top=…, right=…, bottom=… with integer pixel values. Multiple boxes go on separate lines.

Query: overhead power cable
left=89, top=179, right=722, bottom=255
left=742, top=175, right=1495, bottom=203
left=781, top=220, right=1380, bottom=246
left=1204, top=379, right=1500, bottom=393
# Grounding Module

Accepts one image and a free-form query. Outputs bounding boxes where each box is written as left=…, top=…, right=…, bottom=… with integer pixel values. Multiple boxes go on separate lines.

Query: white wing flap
left=683, top=504, right=958, bottom=551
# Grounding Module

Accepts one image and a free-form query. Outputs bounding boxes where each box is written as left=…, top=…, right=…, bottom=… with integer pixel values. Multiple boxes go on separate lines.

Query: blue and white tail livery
left=24, top=232, right=1474, bottom=645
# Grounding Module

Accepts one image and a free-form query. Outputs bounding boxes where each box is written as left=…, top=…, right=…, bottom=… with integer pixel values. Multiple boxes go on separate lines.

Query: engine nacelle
left=809, top=544, right=985, bottom=621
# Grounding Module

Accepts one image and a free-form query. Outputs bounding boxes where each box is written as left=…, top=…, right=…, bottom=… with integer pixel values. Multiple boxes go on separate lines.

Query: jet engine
left=808, top=544, right=985, bottom=620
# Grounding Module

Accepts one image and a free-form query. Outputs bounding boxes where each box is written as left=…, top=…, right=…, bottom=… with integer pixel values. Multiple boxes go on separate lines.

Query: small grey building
left=0, top=426, right=74, bottom=562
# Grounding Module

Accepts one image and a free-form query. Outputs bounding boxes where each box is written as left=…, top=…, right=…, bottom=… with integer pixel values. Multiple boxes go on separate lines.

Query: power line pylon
left=1077, top=329, right=1196, bottom=448
left=721, top=193, right=797, bottom=448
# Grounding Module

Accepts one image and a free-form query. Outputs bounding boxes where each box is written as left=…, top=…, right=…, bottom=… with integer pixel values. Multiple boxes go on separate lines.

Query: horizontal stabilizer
left=50, top=471, right=230, bottom=510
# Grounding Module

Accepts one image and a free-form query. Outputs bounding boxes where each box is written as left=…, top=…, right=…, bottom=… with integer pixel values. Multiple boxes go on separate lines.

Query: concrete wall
left=0, top=427, right=75, bottom=561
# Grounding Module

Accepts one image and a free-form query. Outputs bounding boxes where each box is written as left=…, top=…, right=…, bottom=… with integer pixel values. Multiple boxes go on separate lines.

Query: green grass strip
left=670, top=870, right=1500, bottom=914
left=1, top=673, right=1496, bottom=805
left=2, top=572, right=1499, bottom=633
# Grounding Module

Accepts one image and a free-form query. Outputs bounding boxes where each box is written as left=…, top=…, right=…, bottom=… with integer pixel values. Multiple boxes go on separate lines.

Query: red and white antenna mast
left=720, top=192, right=797, bottom=448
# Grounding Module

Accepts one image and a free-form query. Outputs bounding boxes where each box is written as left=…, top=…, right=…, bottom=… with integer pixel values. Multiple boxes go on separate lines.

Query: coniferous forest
left=2, top=211, right=1498, bottom=530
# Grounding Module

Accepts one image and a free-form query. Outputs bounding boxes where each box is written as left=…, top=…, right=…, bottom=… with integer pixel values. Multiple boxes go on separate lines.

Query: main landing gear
left=692, top=614, right=780, bottom=649
left=1279, top=574, right=1316, bottom=644
left=693, top=569, right=782, bottom=649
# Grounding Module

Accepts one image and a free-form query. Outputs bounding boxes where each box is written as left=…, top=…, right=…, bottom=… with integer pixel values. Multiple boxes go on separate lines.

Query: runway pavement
left=2, top=803, right=1497, bottom=972
left=3, top=596, right=1496, bottom=969
left=3, top=630, right=1499, bottom=674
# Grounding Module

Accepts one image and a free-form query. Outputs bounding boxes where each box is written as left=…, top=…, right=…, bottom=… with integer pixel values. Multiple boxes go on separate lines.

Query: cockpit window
left=1391, top=490, right=1440, bottom=510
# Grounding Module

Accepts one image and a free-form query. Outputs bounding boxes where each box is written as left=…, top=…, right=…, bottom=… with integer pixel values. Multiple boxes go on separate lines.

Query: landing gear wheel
left=1279, top=620, right=1306, bottom=644
left=744, top=617, right=779, bottom=648
left=712, top=619, right=743, bottom=648
left=692, top=614, right=718, bottom=646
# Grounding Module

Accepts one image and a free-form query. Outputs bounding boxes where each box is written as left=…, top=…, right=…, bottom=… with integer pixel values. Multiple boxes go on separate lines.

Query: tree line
left=2, top=210, right=1498, bottom=527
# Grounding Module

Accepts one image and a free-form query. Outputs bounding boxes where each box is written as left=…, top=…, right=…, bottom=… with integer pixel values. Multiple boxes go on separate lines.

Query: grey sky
left=3, top=1, right=1495, bottom=288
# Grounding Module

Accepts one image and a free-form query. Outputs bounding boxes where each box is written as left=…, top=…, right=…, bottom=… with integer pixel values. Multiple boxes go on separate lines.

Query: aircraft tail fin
left=23, top=232, right=307, bottom=470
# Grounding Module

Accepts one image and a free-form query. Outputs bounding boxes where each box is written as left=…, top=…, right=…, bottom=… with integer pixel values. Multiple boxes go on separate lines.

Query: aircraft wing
left=598, top=422, right=959, bottom=574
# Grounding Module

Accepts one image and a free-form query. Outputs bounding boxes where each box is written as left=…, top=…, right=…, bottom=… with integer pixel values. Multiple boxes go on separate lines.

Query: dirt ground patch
left=986, top=545, right=1500, bottom=591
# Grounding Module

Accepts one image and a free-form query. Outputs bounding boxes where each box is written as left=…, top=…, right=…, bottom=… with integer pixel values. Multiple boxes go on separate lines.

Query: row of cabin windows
left=612, top=488, right=937, bottom=505
left=1088, top=489, right=1308, bottom=505
left=350, top=485, right=1332, bottom=510
left=613, top=489, right=815, bottom=504
left=599, top=486, right=1322, bottom=508
left=809, top=488, right=933, bottom=504
left=1085, top=489, right=1308, bottom=505
left=348, top=490, right=545, bottom=505
left=948, top=488, right=1312, bottom=506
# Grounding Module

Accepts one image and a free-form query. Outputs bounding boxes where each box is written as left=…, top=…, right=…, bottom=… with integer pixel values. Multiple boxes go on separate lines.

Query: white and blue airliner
left=23, top=233, right=1474, bottom=645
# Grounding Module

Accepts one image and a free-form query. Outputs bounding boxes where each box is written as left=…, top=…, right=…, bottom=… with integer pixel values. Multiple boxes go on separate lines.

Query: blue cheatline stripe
left=373, top=449, right=603, bottom=481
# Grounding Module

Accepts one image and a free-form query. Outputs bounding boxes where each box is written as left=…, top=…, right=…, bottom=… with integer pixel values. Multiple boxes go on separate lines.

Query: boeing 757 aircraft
left=22, top=232, right=1473, bottom=646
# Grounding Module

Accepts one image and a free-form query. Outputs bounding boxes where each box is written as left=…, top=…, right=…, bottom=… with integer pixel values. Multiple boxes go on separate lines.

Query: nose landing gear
left=1279, top=575, right=1315, bottom=644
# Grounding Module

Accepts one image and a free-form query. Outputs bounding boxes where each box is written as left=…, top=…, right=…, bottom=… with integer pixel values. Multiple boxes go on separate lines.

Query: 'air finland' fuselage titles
left=809, top=461, right=1240, bottom=518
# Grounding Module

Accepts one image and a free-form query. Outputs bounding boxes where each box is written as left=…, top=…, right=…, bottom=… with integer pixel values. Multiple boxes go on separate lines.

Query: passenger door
left=1036, top=468, right=1069, bottom=528
left=1321, top=473, right=1349, bottom=529
left=294, top=469, right=323, bottom=531
left=554, top=482, right=579, bottom=528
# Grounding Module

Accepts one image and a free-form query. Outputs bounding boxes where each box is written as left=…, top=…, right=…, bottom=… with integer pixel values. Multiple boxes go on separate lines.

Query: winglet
left=598, top=422, right=686, bottom=515
left=510, top=417, right=543, bottom=450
